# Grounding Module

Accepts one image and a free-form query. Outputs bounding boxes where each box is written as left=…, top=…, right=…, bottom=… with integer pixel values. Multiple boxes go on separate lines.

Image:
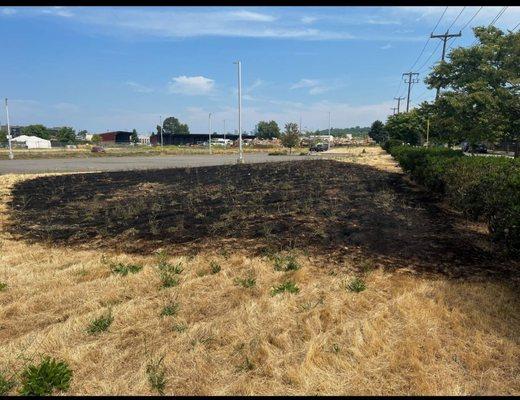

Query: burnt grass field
left=6, top=160, right=518, bottom=280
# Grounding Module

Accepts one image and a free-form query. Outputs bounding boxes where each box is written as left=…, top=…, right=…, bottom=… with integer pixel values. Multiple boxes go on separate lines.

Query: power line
left=472, top=6, right=508, bottom=45
left=417, top=40, right=442, bottom=73
left=461, top=6, right=484, bottom=31
left=408, top=6, right=449, bottom=71
left=512, top=21, right=520, bottom=31
left=448, top=6, right=484, bottom=51
left=446, top=7, right=467, bottom=32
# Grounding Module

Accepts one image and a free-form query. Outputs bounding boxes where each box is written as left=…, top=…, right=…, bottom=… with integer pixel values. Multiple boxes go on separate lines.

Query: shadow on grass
left=6, top=160, right=518, bottom=281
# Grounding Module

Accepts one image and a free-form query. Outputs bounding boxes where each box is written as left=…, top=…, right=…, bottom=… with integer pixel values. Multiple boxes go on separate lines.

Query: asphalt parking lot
left=0, top=153, right=315, bottom=174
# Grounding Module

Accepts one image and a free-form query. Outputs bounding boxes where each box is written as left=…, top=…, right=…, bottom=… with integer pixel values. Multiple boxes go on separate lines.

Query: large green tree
left=281, top=122, right=300, bottom=153
left=57, top=127, right=76, bottom=144
left=130, top=129, right=139, bottom=144
left=425, top=26, right=519, bottom=155
left=368, top=120, right=387, bottom=143
left=162, top=117, right=190, bottom=135
left=21, top=124, right=50, bottom=140
left=256, top=120, right=281, bottom=139
left=385, top=111, right=424, bottom=146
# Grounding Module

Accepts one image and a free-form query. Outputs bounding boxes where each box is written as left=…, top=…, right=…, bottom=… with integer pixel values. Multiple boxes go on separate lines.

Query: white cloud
left=380, top=43, right=392, bottom=50
left=168, top=75, right=215, bottom=96
left=125, top=81, right=153, bottom=93
left=301, top=16, right=317, bottom=24
left=228, top=10, right=276, bottom=22
left=290, top=78, right=332, bottom=95
left=1, top=8, right=17, bottom=15
left=291, top=79, right=320, bottom=89
left=41, top=6, right=74, bottom=18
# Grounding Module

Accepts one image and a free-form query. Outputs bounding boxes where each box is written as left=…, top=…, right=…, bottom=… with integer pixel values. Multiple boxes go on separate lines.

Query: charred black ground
left=6, top=160, right=518, bottom=280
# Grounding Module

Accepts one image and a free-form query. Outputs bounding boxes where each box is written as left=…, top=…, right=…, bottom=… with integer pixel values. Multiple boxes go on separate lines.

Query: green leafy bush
left=19, top=356, right=72, bottom=396
left=381, top=138, right=404, bottom=152
left=387, top=145, right=520, bottom=254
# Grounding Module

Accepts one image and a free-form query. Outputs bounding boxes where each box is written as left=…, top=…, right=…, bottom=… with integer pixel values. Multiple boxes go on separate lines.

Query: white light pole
left=208, top=112, right=212, bottom=155
left=223, top=119, right=226, bottom=141
left=328, top=111, right=331, bottom=151
left=159, top=115, right=164, bottom=147
left=5, top=98, right=13, bottom=160
left=234, top=60, right=243, bottom=164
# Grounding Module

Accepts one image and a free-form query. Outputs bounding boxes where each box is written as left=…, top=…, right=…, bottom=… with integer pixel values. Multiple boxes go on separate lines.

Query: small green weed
left=347, top=278, right=366, bottom=293
left=161, top=302, right=179, bottom=317
left=271, top=281, right=300, bottom=296
left=87, top=309, right=113, bottom=334
left=236, top=357, right=255, bottom=372
left=160, top=272, right=179, bottom=288
left=158, top=260, right=183, bottom=274
left=19, top=356, right=72, bottom=396
left=273, top=254, right=301, bottom=272
left=0, top=372, right=15, bottom=395
left=146, top=356, right=166, bottom=395
left=234, top=276, right=256, bottom=288
left=111, top=262, right=143, bottom=276
left=172, top=323, right=187, bottom=333
left=0, top=282, right=7, bottom=292
left=210, top=261, right=221, bottom=274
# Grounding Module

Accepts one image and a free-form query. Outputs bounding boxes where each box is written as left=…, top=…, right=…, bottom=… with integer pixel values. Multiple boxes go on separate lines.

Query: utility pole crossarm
left=431, top=30, right=462, bottom=99
left=393, top=96, right=405, bottom=114
left=402, top=72, right=419, bottom=113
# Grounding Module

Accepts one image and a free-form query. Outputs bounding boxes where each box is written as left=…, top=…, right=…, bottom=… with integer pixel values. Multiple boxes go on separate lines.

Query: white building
left=139, top=136, right=150, bottom=145
left=11, top=135, right=51, bottom=149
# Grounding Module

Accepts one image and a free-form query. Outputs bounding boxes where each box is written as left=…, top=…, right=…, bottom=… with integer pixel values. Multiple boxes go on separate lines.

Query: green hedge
left=386, top=143, right=520, bottom=255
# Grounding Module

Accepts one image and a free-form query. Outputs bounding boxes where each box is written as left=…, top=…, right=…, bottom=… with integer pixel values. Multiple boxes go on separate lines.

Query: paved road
left=0, top=153, right=316, bottom=174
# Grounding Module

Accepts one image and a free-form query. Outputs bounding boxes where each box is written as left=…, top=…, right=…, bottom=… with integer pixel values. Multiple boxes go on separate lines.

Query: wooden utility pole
left=394, top=96, right=405, bottom=114
left=431, top=30, right=461, bottom=99
left=390, top=107, right=398, bottom=115
left=426, top=118, right=430, bottom=147
left=402, top=72, right=419, bottom=112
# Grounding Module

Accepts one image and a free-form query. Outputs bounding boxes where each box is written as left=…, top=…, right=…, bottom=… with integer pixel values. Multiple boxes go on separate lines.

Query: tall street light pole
left=234, top=61, right=243, bottom=164
left=327, top=111, right=331, bottom=151
left=208, top=112, right=212, bottom=154
left=5, top=98, right=13, bottom=160
left=223, top=119, right=226, bottom=141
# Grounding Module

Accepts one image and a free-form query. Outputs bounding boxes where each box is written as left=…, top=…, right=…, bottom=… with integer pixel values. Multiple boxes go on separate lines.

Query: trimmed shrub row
left=385, top=143, right=520, bottom=255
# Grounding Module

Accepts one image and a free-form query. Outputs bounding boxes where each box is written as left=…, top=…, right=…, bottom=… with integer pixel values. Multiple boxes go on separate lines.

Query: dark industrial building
left=98, top=131, right=132, bottom=144
left=150, top=133, right=256, bottom=146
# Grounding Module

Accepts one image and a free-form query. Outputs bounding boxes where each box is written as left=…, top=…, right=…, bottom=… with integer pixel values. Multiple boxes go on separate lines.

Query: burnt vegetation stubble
left=6, top=160, right=518, bottom=280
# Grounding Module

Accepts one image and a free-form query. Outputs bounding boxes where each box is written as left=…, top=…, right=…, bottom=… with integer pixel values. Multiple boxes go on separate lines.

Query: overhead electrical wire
left=447, top=6, right=484, bottom=51
left=472, top=6, right=508, bottom=45
left=392, top=7, right=449, bottom=103
left=408, top=6, right=449, bottom=71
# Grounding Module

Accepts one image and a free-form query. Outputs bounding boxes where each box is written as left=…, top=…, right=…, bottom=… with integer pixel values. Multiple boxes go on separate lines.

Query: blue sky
left=1, top=6, right=519, bottom=135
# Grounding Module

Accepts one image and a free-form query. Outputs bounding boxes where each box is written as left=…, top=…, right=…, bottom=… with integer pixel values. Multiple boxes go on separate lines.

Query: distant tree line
left=371, top=26, right=520, bottom=157
left=0, top=124, right=83, bottom=144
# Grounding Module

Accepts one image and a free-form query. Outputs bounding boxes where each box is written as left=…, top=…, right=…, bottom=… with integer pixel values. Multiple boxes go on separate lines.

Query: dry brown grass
left=1, top=157, right=519, bottom=395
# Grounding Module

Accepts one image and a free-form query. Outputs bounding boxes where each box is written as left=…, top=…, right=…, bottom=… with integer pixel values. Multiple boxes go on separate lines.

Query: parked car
left=310, top=143, right=327, bottom=152
left=461, top=141, right=487, bottom=153
left=91, top=146, right=106, bottom=153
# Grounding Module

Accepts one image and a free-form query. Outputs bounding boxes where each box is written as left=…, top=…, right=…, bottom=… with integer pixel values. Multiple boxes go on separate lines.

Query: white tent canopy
left=12, top=135, right=51, bottom=149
